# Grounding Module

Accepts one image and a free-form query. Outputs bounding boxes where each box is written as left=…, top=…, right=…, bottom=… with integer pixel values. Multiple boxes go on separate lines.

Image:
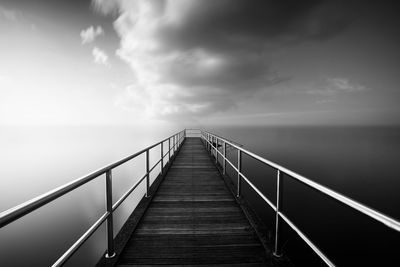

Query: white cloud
left=307, top=78, right=367, bottom=96
left=80, top=26, right=104, bottom=44
left=114, top=83, right=206, bottom=119
left=328, top=78, right=367, bottom=92
left=92, top=47, right=109, bottom=65
left=91, top=0, right=119, bottom=16
left=0, top=6, right=19, bottom=21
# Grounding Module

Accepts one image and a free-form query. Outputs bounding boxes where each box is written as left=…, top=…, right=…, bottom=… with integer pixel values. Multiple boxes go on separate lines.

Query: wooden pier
left=99, top=137, right=271, bottom=266
left=3, top=129, right=397, bottom=266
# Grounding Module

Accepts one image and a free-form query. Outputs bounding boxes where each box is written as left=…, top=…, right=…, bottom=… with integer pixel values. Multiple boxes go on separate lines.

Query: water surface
left=212, top=125, right=400, bottom=266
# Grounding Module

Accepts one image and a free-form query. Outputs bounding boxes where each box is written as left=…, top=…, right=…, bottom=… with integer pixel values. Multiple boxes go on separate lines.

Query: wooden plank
left=113, top=138, right=270, bottom=266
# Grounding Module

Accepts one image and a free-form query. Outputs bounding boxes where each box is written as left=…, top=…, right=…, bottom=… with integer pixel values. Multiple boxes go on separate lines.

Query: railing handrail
left=0, top=129, right=186, bottom=267
left=0, top=130, right=183, bottom=228
left=203, top=130, right=400, bottom=232
left=199, top=129, right=400, bottom=267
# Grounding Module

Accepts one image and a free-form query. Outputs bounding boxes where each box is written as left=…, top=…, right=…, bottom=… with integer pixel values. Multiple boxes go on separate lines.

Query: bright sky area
left=1, top=0, right=400, bottom=127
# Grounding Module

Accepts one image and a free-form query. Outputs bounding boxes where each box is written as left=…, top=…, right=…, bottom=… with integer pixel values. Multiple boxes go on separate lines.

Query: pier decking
left=115, top=138, right=268, bottom=266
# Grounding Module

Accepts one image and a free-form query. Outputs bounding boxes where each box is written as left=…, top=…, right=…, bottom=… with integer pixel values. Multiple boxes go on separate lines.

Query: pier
left=109, top=137, right=269, bottom=266
left=1, top=129, right=399, bottom=266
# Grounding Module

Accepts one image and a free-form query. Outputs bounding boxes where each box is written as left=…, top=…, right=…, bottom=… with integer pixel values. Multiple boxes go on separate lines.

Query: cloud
left=0, top=5, right=19, bottom=21
left=307, top=78, right=367, bottom=96
left=91, top=0, right=119, bottom=16
left=93, top=0, right=351, bottom=119
left=327, top=78, right=367, bottom=92
left=92, top=47, right=109, bottom=65
left=80, top=26, right=104, bottom=44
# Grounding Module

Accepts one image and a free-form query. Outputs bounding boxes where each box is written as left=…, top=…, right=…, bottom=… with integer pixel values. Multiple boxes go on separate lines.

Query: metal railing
left=0, top=130, right=186, bottom=267
left=197, top=129, right=400, bottom=267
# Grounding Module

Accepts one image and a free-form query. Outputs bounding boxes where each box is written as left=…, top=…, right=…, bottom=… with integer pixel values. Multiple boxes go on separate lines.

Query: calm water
left=212, top=125, right=400, bottom=266
left=0, top=125, right=175, bottom=267
left=1, top=125, right=399, bottom=266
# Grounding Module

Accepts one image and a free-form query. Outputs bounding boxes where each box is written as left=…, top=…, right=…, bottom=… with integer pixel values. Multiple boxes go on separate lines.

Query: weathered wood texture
left=116, top=138, right=268, bottom=266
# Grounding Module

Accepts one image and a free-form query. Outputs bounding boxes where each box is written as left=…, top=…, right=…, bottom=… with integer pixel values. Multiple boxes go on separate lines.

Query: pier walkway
left=113, top=137, right=269, bottom=266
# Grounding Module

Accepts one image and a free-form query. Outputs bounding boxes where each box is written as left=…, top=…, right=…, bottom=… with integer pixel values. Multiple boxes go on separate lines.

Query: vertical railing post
left=209, top=134, right=212, bottom=154
left=215, top=137, right=218, bottom=164
left=211, top=135, right=213, bottom=155
left=205, top=133, right=208, bottom=150
left=145, top=149, right=150, bottom=198
left=160, top=142, right=164, bottom=175
left=274, top=169, right=283, bottom=257
left=105, top=170, right=116, bottom=258
left=168, top=138, right=171, bottom=161
left=237, top=150, right=242, bottom=197
left=223, top=141, right=226, bottom=175
left=173, top=135, right=176, bottom=154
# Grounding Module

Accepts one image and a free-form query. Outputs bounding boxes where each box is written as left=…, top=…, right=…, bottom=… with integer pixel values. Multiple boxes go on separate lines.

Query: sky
left=1, top=0, right=400, bottom=126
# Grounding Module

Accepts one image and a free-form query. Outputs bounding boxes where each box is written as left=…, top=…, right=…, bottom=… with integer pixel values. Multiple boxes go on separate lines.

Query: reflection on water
left=213, top=125, right=400, bottom=266
left=0, top=126, right=175, bottom=267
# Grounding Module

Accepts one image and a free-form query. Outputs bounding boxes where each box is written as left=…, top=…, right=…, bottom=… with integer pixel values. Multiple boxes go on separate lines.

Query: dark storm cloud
left=161, top=50, right=286, bottom=89
left=96, top=0, right=353, bottom=117
left=156, top=0, right=349, bottom=52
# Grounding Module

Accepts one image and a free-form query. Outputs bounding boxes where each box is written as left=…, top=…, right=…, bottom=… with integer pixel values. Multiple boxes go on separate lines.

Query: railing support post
left=105, top=170, right=116, bottom=259
left=206, top=133, right=208, bottom=150
left=160, top=142, right=164, bottom=175
left=223, top=141, right=226, bottom=175
left=237, top=150, right=242, bottom=197
left=168, top=138, right=171, bottom=161
left=145, top=149, right=150, bottom=198
left=173, top=135, right=176, bottom=153
left=208, top=134, right=211, bottom=154
left=215, top=138, right=218, bottom=164
left=210, top=135, right=212, bottom=154
left=213, top=136, right=215, bottom=157
left=274, top=169, right=283, bottom=257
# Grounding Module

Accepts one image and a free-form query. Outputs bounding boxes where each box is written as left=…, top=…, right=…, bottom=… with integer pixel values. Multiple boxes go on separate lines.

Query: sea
left=0, top=125, right=399, bottom=266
